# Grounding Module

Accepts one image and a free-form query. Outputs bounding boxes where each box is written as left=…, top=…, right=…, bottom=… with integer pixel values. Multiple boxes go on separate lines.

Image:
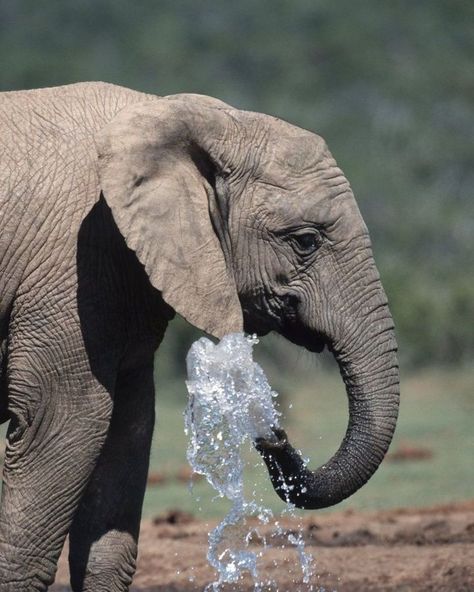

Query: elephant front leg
left=0, top=366, right=113, bottom=591
left=69, top=364, right=155, bottom=592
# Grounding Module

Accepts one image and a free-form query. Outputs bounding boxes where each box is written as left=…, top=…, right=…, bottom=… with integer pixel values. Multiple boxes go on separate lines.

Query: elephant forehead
left=255, top=186, right=367, bottom=237
left=256, top=137, right=350, bottom=201
left=263, top=126, right=328, bottom=176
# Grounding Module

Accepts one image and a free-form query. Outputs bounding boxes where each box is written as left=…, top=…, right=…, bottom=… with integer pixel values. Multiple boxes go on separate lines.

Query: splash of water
left=185, top=333, right=317, bottom=590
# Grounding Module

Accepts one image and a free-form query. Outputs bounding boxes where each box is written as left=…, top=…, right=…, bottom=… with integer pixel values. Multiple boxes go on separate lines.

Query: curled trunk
left=256, top=304, right=399, bottom=510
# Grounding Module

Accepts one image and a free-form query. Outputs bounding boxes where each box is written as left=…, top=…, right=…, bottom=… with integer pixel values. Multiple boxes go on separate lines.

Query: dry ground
left=53, top=500, right=474, bottom=591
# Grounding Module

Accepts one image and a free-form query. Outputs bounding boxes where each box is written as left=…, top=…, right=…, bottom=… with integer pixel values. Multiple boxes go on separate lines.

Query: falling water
left=185, top=333, right=319, bottom=590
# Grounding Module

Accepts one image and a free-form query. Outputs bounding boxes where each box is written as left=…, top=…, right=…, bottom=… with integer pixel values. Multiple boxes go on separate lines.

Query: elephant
left=0, top=82, right=399, bottom=591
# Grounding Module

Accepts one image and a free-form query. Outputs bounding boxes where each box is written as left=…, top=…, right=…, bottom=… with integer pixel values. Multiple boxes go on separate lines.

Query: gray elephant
left=0, top=82, right=399, bottom=591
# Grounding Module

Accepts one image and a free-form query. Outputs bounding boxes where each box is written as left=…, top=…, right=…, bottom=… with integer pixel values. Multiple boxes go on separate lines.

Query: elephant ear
left=96, top=98, right=243, bottom=337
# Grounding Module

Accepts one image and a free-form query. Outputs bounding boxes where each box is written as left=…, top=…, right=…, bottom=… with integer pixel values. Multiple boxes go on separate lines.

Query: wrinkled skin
left=0, top=83, right=399, bottom=591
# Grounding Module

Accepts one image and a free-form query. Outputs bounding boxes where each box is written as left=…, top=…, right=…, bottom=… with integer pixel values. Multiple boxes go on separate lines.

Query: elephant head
left=96, top=95, right=399, bottom=509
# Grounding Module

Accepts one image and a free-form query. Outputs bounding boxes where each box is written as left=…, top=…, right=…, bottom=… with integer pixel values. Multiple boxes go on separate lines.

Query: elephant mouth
left=240, top=295, right=326, bottom=353
left=280, top=324, right=327, bottom=353
left=305, top=337, right=326, bottom=353
left=243, top=313, right=326, bottom=353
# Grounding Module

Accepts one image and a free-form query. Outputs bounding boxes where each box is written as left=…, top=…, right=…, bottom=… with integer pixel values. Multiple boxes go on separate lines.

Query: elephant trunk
left=256, top=299, right=400, bottom=510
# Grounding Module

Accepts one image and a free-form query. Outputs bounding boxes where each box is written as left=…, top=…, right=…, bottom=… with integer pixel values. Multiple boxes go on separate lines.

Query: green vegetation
left=1, top=0, right=473, bottom=366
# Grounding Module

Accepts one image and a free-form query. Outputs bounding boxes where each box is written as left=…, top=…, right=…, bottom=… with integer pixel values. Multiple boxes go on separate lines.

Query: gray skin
left=0, top=82, right=399, bottom=591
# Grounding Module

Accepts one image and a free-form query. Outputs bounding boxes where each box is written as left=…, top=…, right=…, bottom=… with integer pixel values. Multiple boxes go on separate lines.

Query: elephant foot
left=69, top=530, right=137, bottom=592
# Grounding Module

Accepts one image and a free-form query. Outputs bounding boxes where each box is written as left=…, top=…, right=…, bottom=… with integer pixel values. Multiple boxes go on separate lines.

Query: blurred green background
left=1, top=0, right=473, bottom=515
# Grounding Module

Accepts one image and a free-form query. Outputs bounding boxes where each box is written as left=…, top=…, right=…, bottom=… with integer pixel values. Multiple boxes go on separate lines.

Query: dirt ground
left=53, top=500, right=474, bottom=591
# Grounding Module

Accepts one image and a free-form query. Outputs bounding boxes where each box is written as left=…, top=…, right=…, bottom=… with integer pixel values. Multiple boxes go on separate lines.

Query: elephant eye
left=292, top=231, right=322, bottom=255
